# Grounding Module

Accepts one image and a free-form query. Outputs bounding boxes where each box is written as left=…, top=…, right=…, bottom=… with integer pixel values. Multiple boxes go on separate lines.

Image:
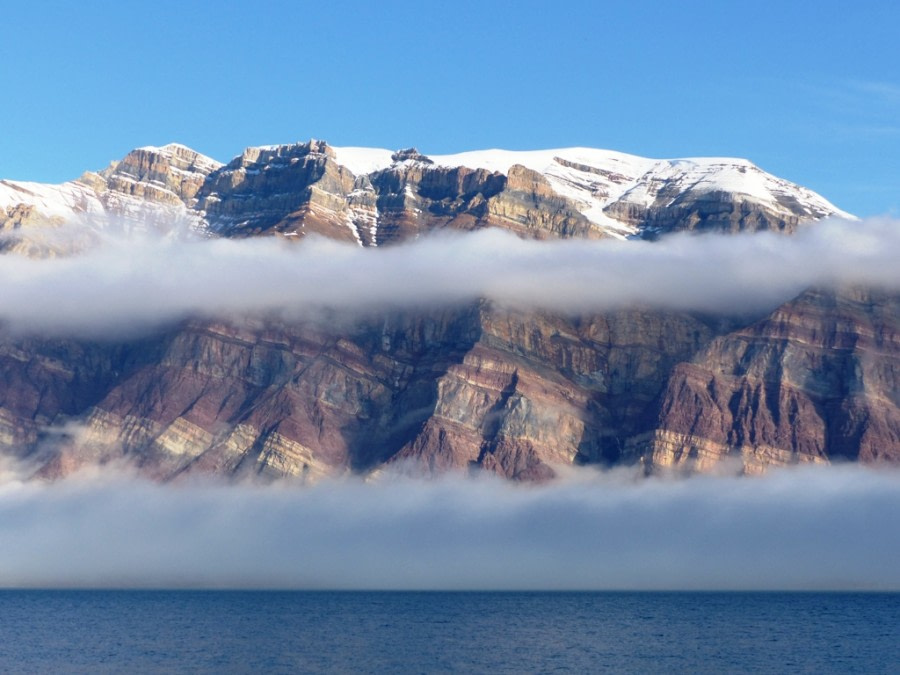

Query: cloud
left=2, top=216, right=900, bottom=336
left=0, top=465, right=898, bottom=590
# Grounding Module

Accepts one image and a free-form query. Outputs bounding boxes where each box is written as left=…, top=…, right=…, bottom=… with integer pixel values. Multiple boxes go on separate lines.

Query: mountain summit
left=1, top=140, right=851, bottom=253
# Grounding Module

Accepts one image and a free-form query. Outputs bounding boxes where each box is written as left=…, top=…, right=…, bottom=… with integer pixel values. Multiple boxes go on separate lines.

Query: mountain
left=1, top=140, right=851, bottom=254
left=634, top=287, right=900, bottom=471
left=0, top=144, right=220, bottom=256
left=2, top=139, right=894, bottom=483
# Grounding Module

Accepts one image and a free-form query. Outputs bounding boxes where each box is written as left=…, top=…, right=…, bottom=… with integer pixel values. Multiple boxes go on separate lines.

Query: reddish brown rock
left=0, top=302, right=715, bottom=481
left=636, top=287, right=900, bottom=472
left=389, top=304, right=716, bottom=479
left=3, top=288, right=899, bottom=482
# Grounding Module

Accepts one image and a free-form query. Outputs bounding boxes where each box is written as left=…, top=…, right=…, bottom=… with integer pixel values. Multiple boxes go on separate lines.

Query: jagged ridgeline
left=1, top=140, right=851, bottom=247
left=1, top=140, right=896, bottom=481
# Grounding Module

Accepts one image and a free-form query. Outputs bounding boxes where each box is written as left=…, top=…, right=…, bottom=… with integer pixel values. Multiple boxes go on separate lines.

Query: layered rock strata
left=2, top=286, right=898, bottom=481
left=0, top=143, right=221, bottom=254
left=2, top=139, right=892, bottom=483
left=2, top=141, right=851, bottom=253
left=635, top=287, right=900, bottom=473
left=0, top=303, right=713, bottom=481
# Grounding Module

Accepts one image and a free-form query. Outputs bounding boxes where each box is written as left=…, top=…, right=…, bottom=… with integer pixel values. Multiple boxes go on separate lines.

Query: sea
left=0, top=591, right=897, bottom=673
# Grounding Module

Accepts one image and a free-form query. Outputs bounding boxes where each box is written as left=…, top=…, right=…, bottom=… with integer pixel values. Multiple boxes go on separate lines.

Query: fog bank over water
left=0, top=465, right=898, bottom=591
left=2, top=217, right=900, bottom=336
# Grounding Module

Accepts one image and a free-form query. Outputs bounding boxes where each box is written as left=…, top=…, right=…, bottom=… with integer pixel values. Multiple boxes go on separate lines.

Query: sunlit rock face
left=190, top=143, right=849, bottom=243
left=2, top=140, right=850, bottom=254
left=97, top=143, right=219, bottom=206
left=8, top=287, right=899, bottom=482
left=0, top=143, right=221, bottom=255
left=388, top=305, right=717, bottom=480
left=2, top=288, right=898, bottom=482
left=634, top=287, right=900, bottom=473
left=0, top=304, right=712, bottom=481
left=194, top=141, right=364, bottom=243
left=7, top=309, right=483, bottom=481
left=3, top=140, right=896, bottom=482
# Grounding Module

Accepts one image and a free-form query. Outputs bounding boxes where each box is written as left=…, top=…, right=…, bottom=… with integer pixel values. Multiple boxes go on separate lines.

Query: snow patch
left=0, top=180, right=104, bottom=218
left=344, top=215, right=363, bottom=246
left=330, top=147, right=396, bottom=176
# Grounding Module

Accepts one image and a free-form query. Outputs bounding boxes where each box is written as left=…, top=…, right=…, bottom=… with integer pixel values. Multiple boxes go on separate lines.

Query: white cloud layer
left=0, top=465, right=898, bottom=590
left=2, top=217, right=900, bottom=335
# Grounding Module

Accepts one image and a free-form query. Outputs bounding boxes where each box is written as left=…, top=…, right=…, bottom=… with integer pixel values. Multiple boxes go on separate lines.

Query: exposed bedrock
left=634, top=287, right=900, bottom=473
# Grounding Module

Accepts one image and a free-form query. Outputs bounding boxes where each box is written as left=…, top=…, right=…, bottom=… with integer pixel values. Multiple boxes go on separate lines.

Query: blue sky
left=1, top=0, right=898, bottom=216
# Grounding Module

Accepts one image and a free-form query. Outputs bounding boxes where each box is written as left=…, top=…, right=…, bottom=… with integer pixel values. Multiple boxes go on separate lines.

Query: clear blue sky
left=1, top=0, right=898, bottom=216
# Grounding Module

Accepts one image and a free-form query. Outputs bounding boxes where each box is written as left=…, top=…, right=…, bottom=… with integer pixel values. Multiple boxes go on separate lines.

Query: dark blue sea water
left=0, top=591, right=897, bottom=673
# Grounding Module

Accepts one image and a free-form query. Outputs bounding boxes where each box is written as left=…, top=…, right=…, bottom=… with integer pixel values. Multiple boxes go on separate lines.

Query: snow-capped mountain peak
left=1, top=140, right=854, bottom=255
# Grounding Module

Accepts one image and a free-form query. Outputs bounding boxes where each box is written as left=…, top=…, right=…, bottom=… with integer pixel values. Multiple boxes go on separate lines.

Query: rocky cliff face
left=2, top=287, right=897, bottom=482
left=195, top=141, right=363, bottom=243
left=389, top=305, right=717, bottom=479
left=2, top=141, right=851, bottom=252
left=6, top=309, right=483, bottom=480
left=634, top=287, right=900, bottom=473
left=10, top=282, right=898, bottom=481
left=192, top=145, right=603, bottom=245
left=602, top=159, right=842, bottom=237
left=94, top=143, right=220, bottom=207
left=2, top=138, right=894, bottom=483
left=0, top=304, right=712, bottom=481
left=0, top=144, right=222, bottom=255
left=193, top=144, right=850, bottom=242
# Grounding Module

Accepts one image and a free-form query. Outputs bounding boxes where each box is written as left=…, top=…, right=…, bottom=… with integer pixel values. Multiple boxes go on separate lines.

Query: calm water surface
left=0, top=591, right=897, bottom=673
